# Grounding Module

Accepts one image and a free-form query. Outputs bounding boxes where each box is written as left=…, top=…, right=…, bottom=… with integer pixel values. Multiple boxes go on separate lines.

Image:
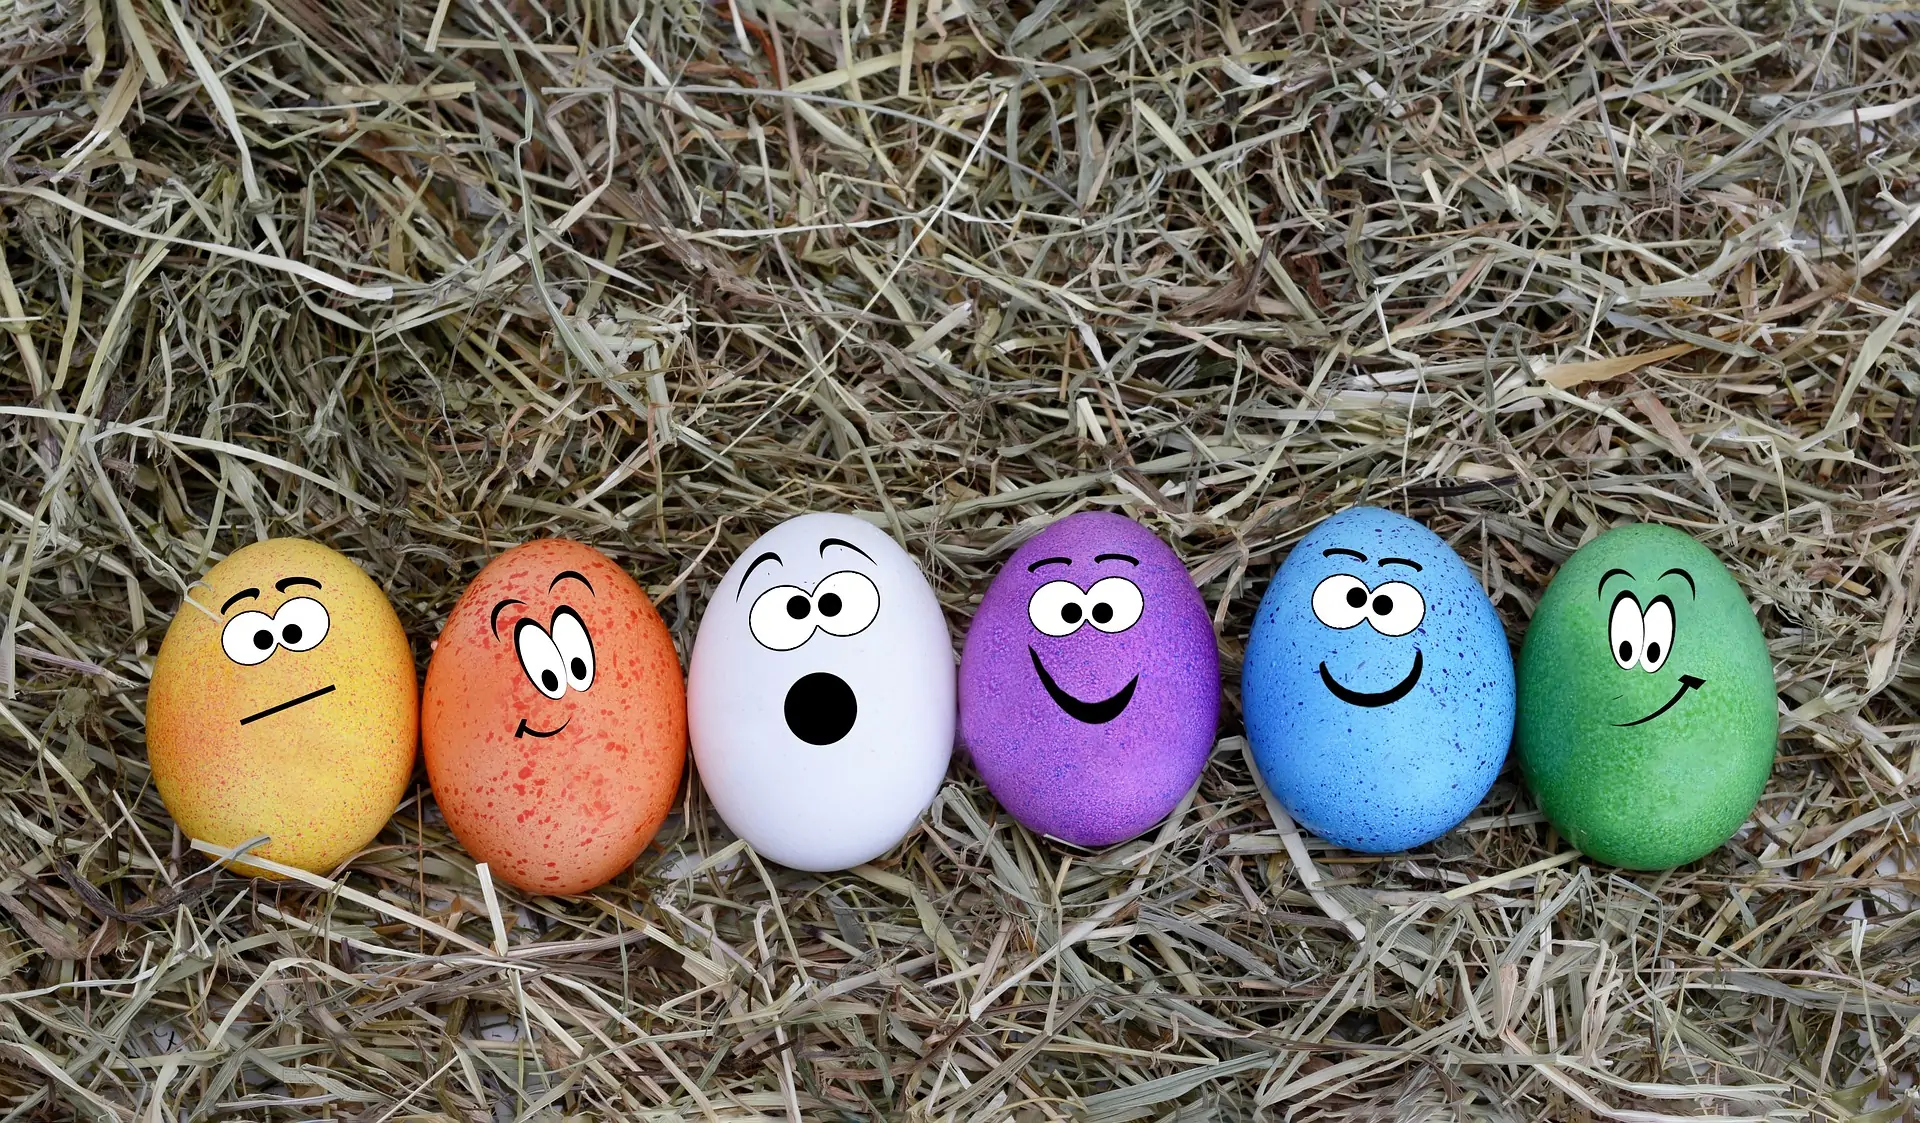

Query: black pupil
left=818, top=593, right=842, bottom=617
left=1061, top=603, right=1083, bottom=624
left=282, top=623, right=303, bottom=645
left=253, top=629, right=273, bottom=650
left=1372, top=595, right=1393, bottom=615
left=1345, top=587, right=1367, bottom=608
left=1091, top=602, right=1113, bottom=624
left=541, top=670, right=560, bottom=692
left=786, top=595, right=810, bottom=619
left=1618, top=641, right=1634, bottom=663
left=1645, top=642, right=1661, bottom=663
left=570, top=658, right=587, bottom=679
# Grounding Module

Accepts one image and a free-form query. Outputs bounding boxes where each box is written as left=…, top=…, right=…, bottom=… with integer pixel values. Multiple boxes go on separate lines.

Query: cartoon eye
left=1608, top=593, right=1643, bottom=671
left=749, top=584, right=818, bottom=651
left=1085, top=576, right=1144, bottom=634
left=1366, top=581, right=1426, bottom=637
left=1640, top=597, right=1673, bottom=672
left=1028, top=580, right=1088, bottom=637
left=272, top=597, right=329, bottom=652
left=812, top=571, right=880, bottom=637
left=1310, top=574, right=1371, bottom=630
left=550, top=607, right=595, bottom=691
left=515, top=620, right=569, bottom=699
left=221, top=610, right=279, bottom=666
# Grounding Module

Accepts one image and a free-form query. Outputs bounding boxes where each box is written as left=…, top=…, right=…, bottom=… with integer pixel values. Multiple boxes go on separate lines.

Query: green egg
left=1517, top=523, right=1776, bottom=870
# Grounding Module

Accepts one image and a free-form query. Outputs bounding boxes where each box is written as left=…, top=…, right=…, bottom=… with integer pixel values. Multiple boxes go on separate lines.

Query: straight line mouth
left=240, top=684, right=336, bottom=726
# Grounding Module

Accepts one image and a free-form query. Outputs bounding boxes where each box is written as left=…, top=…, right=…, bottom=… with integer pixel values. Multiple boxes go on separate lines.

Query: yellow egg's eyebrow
left=275, top=575, right=322, bottom=593
left=221, top=588, right=260, bottom=614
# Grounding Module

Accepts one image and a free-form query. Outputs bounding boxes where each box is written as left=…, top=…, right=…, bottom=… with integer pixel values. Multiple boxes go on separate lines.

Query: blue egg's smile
left=1318, top=650, right=1423, bottom=707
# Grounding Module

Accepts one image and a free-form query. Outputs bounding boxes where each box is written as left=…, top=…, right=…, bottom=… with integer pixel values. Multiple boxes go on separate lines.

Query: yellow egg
left=146, top=539, right=417, bottom=876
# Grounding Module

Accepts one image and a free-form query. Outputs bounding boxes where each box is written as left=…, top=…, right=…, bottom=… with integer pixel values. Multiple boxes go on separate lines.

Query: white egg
left=688, top=513, right=955, bottom=871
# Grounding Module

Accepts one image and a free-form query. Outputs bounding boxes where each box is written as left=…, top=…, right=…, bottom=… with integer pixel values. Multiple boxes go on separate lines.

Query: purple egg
left=960, top=511, right=1220, bottom=846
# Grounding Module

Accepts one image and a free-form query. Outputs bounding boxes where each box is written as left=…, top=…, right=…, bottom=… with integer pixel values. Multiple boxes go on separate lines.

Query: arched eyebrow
left=1660, top=567, right=1696, bottom=596
left=1027, top=556, right=1072, bottom=572
left=221, top=588, right=260, bottom=614
left=1094, top=553, right=1139, bottom=565
left=275, top=576, right=322, bottom=592
left=820, top=537, right=874, bottom=562
left=1597, top=568, right=1635, bottom=598
left=1378, top=557, right=1422, bottom=571
left=550, top=570, right=593, bottom=594
left=1323, top=548, right=1367, bottom=562
left=737, top=551, right=781, bottom=599
left=490, top=598, right=525, bottom=639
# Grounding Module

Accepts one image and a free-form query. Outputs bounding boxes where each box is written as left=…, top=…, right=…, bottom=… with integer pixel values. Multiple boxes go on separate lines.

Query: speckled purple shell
left=960, top=511, right=1220, bottom=847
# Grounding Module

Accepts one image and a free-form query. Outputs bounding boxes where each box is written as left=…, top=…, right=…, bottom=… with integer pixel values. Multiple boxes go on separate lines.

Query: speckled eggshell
left=688, top=513, right=954, bottom=873
left=423, top=540, right=686, bottom=895
left=1242, top=507, right=1514, bottom=853
left=146, top=538, right=417, bottom=877
left=959, top=511, right=1219, bottom=847
left=1517, top=523, right=1776, bottom=870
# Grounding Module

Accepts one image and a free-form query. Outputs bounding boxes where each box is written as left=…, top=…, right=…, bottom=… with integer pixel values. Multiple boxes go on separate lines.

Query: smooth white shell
left=688, top=513, right=954, bottom=871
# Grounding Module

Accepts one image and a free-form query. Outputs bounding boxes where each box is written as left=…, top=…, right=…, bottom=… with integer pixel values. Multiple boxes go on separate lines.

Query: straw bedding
left=3, top=0, right=1919, bottom=1118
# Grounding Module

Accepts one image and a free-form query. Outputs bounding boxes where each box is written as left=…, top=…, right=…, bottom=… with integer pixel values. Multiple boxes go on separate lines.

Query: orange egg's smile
left=514, top=715, right=570, bottom=739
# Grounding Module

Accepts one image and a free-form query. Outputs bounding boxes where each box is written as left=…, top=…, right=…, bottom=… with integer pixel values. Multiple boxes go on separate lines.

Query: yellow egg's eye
left=273, top=597, right=330, bottom=652
left=221, top=611, right=279, bottom=666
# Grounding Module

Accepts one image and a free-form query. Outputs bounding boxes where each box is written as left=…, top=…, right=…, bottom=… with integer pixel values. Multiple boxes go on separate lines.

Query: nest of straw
left=3, top=0, right=1920, bottom=1118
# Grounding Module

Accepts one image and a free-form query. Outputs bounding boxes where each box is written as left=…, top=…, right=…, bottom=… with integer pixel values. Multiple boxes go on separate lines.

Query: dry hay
left=3, top=0, right=1920, bottom=1118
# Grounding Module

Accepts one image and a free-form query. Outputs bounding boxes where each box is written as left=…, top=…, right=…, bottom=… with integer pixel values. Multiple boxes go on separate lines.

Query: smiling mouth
left=239, top=684, right=336, bottom=726
left=1614, top=674, right=1705, bottom=727
left=515, top=716, right=570, bottom=739
left=1030, top=647, right=1138, bottom=725
left=1319, top=650, right=1423, bottom=708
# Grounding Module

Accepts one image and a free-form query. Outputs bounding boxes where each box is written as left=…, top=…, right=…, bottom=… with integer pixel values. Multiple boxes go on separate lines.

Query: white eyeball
left=1640, top=598, right=1674, bottom=673
left=1084, top=576, right=1144, bottom=634
left=1311, top=574, right=1371, bottom=630
left=515, top=622, right=569, bottom=699
left=550, top=607, right=596, bottom=691
left=1365, top=581, right=1426, bottom=637
left=272, top=597, right=330, bottom=652
left=812, top=571, right=881, bottom=638
left=1608, top=594, right=1643, bottom=671
left=749, top=584, right=818, bottom=651
left=1027, top=580, right=1088, bottom=637
left=221, top=610, right=279, bottom=666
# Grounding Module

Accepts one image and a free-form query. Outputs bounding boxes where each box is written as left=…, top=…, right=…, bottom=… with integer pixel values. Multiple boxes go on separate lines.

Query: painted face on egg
left=146, top=538, right=417, bottom=876
left=688, top=513, right=954, bottom=873
left=1517, top=523, right=1775, bottom=870
left=423, top=540, right=686, bottom=895
left=960, top=511, right=1219, bottom=848
left=1242, top=507, right=1514, bottom=854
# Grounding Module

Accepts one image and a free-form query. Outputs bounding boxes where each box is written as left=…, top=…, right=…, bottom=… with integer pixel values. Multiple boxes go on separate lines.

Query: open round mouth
left=784, top=671, right=858, bottom=745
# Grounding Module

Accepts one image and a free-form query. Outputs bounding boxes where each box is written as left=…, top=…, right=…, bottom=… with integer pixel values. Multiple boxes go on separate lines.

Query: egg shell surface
left=959, top=511, right=1219, bottom=847
left=423, top=539, right=686, bottom=895
left=1242, top=507, right=1514, bottom=853
left=1517, top=523, right=1775, bottom=870
left=688, top=513, right=953, bottom=872
left=146, top=538, right=417, bottom=876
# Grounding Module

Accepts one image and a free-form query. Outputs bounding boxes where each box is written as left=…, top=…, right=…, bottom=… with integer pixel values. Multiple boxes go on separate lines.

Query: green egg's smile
left=1613, top=673, right=1704, bottom=727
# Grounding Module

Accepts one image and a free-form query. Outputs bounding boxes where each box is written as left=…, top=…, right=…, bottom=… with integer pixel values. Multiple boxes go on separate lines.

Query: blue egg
left=1242, top=507, right=1514, bottom=852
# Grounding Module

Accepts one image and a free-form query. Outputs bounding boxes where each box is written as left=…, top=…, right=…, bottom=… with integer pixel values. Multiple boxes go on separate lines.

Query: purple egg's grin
left=1029, top=647, right=1137, bottom=724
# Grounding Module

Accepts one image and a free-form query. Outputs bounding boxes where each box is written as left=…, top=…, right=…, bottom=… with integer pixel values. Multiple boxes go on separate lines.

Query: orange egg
left=422, top=539, right=686, bottom=894
left=146, top=538, right=417, bottom=876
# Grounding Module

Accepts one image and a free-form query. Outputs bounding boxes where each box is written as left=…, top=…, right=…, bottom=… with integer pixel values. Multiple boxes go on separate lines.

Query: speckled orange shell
left=146, top=539, right=418, bottom=877
left=422, top=540, right=686, bottom=895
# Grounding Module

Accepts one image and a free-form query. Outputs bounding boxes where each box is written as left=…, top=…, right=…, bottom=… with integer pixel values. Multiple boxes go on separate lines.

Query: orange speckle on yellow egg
left=146, top=538, right=419, bottom=877
left=421, top=539, right=686, bottom=895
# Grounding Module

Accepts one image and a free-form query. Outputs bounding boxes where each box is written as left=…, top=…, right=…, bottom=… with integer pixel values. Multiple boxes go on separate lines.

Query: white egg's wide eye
left=272, top=597, right=329, bottom=652
left=1085, top=576, right=1144, bottom=633
left=221, top=611, right=279, bottom=666
left=1640, top=598, right=1674, bottom=672
left=1366, top=581, right=1426, bottom=637
left=1311, top=574, right=1371, bottom=630
left=515, top=621, right=569, bottom=699
left=550, top=607, right=595, bottom=690
left=749, top=584, right=818, bottom=651
left=1027, top=580, right=1088, bottom=637
left=1608, top=594, right=1643, bottom=671
left=813, top=570, right=880, bottom=637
